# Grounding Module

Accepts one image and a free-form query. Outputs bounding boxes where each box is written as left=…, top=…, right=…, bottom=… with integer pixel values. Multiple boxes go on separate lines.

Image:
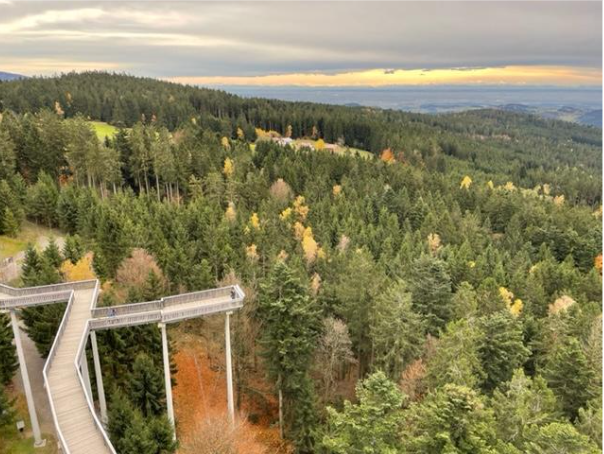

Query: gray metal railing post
left=10, top=309, right=45, bottom=447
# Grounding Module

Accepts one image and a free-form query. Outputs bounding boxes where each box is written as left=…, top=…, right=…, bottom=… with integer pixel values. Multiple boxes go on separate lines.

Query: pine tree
left=62, top=234, right=85, bottom=265
left=322, top=371, right=404, bottom=454
left=0, top=383, right=16, bottom=428
left=21, top=244, right=43, bottom=287
left=0, top=314, right=17, bottom=385
left=128, top=353, right=165, bottom=417
left=478, top=311, right=530, bottom=392
left=257, top=261, right=320, bottom=450
left=93, top=207, right=130, bottom=279
left=402, top=384, right=497, bottom=453
left=147, top=415, right=177, bottom=454
left=43, top=238, right=63, bottom=269
left=370, top=279, right=424, bottom=380
left=120, top=412, right=156, bottom=454
left=143, top=270, right=165, bottom=301
left=2, top=208, right=19, bottom=237
left=108, top=389, right=136, bottom=452
left=524, top=422, right=599, bottom=454
left=491, top=369, right=560, bottom=449
left=542, top=337, right=596, bottom=419
left=408, top=254, right=453, bottom=334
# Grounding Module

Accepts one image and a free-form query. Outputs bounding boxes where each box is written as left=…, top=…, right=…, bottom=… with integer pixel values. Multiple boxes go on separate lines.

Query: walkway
left=0, top=281, right=244, bottom=454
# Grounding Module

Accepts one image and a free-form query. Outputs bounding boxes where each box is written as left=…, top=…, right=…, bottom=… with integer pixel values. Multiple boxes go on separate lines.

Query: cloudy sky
left=0, top=1, right=601, bottom=86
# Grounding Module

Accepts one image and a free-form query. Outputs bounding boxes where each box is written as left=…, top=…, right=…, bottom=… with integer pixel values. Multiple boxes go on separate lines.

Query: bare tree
left=313, top=317, right=356, bottom=403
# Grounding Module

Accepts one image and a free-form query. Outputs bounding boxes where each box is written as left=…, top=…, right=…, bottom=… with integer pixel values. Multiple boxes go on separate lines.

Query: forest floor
left=172, top=327, right=290, bottom=454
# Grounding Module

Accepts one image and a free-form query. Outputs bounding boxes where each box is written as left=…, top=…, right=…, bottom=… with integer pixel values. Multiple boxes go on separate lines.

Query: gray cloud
left=0, top=1, right=601, bottom=78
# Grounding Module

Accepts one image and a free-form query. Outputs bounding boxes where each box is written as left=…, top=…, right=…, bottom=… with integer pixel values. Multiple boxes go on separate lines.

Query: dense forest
left=0, top=72, right=602, bottom=453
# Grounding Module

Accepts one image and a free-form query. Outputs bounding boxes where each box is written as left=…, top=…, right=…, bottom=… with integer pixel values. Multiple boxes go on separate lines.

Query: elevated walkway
left=0, top=281, right=244, bottom=453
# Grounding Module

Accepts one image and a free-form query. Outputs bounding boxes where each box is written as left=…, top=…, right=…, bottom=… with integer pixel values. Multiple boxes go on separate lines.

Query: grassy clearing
left=0, top=221, right=62, bottom=261
left=90, top=121, right=118, bottom=141
left=0, top=390, right=57, bottom=454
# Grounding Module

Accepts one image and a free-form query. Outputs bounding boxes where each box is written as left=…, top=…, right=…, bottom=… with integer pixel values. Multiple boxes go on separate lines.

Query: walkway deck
left=0, top=281, right=244, bottom=454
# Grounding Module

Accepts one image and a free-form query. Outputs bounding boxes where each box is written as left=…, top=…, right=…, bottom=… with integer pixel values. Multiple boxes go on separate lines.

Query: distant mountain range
left=0, top=71, right=26, bottom=81
left=498, top=103, right=602, bottom=128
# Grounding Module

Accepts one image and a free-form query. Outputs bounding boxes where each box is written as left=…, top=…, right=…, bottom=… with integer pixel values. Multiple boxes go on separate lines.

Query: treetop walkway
left=0, top=280, right=245, bottom=453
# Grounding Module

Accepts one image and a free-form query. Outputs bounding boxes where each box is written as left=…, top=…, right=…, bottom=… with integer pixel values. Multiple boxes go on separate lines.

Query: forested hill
left=0, top=72, right=602, bottom=453
left=0, top=72, right=601, bottom=205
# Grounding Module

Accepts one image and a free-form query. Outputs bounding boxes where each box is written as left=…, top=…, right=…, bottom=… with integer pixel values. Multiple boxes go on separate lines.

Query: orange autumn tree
left=380, top=148, right=395, bottom=163
left=61, top=252, right=96, bottom=281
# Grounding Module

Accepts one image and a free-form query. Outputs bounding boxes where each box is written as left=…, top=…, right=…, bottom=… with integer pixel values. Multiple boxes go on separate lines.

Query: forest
left=0, top=72, right=602, bottom=454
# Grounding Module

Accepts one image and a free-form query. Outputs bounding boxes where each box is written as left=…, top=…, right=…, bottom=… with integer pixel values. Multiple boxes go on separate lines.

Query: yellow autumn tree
left=427, top=233, right=442, bottom=255
left=279, top=207, right=292, bottom=221
left=223, top=157, right=234, bottom=177
left=221, top=136, right=231, bottom=149
left=315, top=138, right=325, bottom=150
left=250, top=212, right=260, bottom=230
left=236, top=127, right=245, bottom=140
left=246, top=244, right=259, bottom=262
left=499, top=287, right=522, bottom=317
left=460, top=176, right=472, bottom=190
left=487, top=180, right=494, bottom=190
left=293, top=221, right=305, bottom=240
left=285, top=124, right=293, bottom=138
left=301, top=227, right=318, bottom=265
left=332, top=185, right=342, bottom=197
left=293, top=195, right=309, bottom=220
left=504, top=181, right=516, bottom=191
left=60, top=253, right=95, bottom=282
left=225, top=202, right=236, bottom=223
left=553, top=195, right=565, bottom=207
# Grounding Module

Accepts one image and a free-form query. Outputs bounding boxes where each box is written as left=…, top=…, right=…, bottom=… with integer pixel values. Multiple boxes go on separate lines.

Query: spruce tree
left=0, top=383, right=15, bottom=428
left=369, top=279, right=424, bottom=380
left=108, top=389, right=136, bottom=452
left=0, top=314, right=17, bottom=385
left=542, top=337, right=596, bottom=419
left=42, top=238, right=63, bottom=269
left=257, top=260, right=320, bottom=451
left=128, top=353, right=165, bottom=417
left=62, top=234, right=84, bottom=265
left=408, top=254, right=453, bottom=334
left=478, top=311, right=530, bottom=392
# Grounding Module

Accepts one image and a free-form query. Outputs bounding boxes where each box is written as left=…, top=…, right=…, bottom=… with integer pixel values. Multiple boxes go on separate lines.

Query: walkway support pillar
left=159, top=323, right=175, bottom=430
left=80, top=346, right=93, bottom=402
left=10, top=309, right=45, bottom=448
left=90, top=330, right=107, bottom=423
left=225, top=311, right=235, bottom=424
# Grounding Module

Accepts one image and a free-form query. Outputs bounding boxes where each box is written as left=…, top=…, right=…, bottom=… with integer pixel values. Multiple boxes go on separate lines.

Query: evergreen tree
left=425, top=319, right=485, bottom=390
left=128, top=353, right=165, bottom=417
left=257, top=261, right=320, bottom=451
left=491, top=369, right=560, bottom=450
left=143, top=270, right=165, bottom=301
left=478, top=311, right=530, bottom=392
left=408, top=254, right=453, bottom=334
left=542, top=337, right=596, bottom=419
left=147, top=415, right=177, bottom=454
left=43, top=238, right=63, bottom=269
left=524, top=422, right=599, bottom=454
left=370, top=279, right=424, bottom=380
left=402, top=384, right=497, bottom=453
left=0, top=314, right=17, bottom=385
left=0, top=383, right=15, bottom=428
left=26, top=171, right=59, bottom=227
left=322, top=371, right=404, bottom=454
left=63, top=234, right=85, bottom=265
left=108, top=389, right=136, bottom=453
left=93, top=206, right=130, bottom=279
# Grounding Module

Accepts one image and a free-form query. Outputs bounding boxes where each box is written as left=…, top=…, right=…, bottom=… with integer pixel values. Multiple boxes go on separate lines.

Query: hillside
left=0, top=72, right=601, bottom=454
left=0, top=71, right=25, bottom=81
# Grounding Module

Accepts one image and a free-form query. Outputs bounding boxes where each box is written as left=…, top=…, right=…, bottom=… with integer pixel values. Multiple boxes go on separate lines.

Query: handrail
left=42, top=290, right=76, bottom=453
left=0, top=291, right=72, bottom=310
left=89, top=285, right=244, bottom=330
left=0, top=280, right=96, bottom=297
left=74, top=280, right=117, bottom=453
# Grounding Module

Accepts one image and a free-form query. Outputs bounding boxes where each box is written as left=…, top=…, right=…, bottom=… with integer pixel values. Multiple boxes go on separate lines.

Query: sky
left=0, top=1, right=601, bottom=87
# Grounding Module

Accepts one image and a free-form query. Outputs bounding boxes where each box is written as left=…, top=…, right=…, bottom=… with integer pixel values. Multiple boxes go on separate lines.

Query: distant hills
left=0, top=71, right=25, bottom=81
left=499, top=103, right=602, bottom=128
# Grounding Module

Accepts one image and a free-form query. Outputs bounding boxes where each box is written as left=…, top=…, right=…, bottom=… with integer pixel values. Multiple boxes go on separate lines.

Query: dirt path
left=0, top=234, right=65, bottom=283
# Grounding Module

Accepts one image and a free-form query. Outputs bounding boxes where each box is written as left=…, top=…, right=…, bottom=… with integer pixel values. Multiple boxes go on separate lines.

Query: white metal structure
left=0, top=281, right=244, bottom=453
